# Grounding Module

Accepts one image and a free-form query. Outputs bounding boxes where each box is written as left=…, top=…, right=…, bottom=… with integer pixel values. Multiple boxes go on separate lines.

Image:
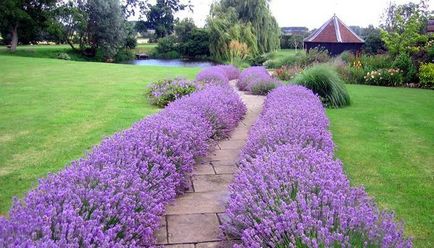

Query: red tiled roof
left=305, top=15, right=364, bottom=43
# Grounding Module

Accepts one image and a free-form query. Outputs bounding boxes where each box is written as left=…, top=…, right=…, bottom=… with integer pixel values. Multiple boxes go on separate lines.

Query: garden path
left=155, top=82, right=265, bottom=248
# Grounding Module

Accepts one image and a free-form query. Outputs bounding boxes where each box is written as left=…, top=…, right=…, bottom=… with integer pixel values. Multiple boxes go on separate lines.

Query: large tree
left=207, top=0, right=279, bottom=61
left=144, top=0, right=191, bottom=38
left=50, top=0, right=130, bottom=60
left=0, top=0, right=56, bottom=51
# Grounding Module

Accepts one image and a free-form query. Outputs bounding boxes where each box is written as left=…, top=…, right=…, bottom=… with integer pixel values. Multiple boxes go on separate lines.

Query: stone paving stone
left=155, top=216, right=168, bottom=244
left=218, top=140, right=246, bottom=150
left=211, top=161, right=236, bottom=168
left=210, top=149, right=240, bottom=162
left=166, top=244, right=195, bottom=248
left=192, top=164, right=216, bottom=175
left=167, top=214, right=220, bottom=244
left=184, top=177, right=194, bottom=193
left=214, top=165, right=237, bottom=175
left=195, top=241, right=237, bottom=248
left=166, top=192, right=228, bottom=215
left=192, top=174, right=234, bottom=192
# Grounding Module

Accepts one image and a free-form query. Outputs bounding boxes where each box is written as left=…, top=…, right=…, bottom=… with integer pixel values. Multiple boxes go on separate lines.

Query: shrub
left=293, top=64, right=350, bottom=108
left=237, top=66, right=269, bottom=91
left=155, top=36, right=181, bottom=59
left=299, top=48, right=332, bottom=67
left=223, top=86, right=412, bottom=248
left=393, top=53, right=417, bottom=83
left=246, top=76, right=281, bottom=95
left=274, top=65, right=302, bottom=81
left=0, top=85, right=246, bottom=246
left=360, top=54, right=393, bottom=71
left=364, top=68, right=404, bottom=86
left=215, top=65, right=240, bottom=80
left=418, top=63, right=434, bottom=88
left=146, top=78, right=197, bottom=107
left=196, top=66, right=230, bottom=85
left=57, top=52, right=71, bottom=60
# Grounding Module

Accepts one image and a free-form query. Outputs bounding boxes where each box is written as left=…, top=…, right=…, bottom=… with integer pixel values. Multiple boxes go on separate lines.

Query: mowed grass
left=0, top=55, right=199, bottom=214
left=327, top=85, right=434, bottom=247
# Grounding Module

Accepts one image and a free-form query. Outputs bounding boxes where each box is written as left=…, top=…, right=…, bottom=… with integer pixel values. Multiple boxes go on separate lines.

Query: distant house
left=427, top=19, right=434, bottom=34
left=281, top=27, right=309, bottom=36
left=304, top=15, right=364, bottom=56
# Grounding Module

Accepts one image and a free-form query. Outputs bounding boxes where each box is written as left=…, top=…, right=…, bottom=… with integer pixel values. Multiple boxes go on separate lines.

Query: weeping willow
left=207, top=0, right=280, bottom=61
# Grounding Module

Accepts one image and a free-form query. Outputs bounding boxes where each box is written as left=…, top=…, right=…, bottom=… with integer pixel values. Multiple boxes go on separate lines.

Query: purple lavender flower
left=223, top=85, right=412, bottom=248
left=0, top=85, right=246, bottom=247
left=237, top=66, right=269, bottom=91
left=196, top=67, right=230, bottom=85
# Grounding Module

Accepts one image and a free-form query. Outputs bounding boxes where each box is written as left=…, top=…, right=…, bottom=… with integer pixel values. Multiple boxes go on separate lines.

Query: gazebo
left=304, top=15, right=364, bottom=56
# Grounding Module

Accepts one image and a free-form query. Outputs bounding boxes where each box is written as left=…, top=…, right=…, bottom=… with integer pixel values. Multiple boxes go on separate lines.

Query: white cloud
left=176, top=0, right=430, bottom=29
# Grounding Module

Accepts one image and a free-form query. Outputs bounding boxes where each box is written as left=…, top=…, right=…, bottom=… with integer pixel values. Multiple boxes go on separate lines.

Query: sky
left=176, top=0, right=431, bottom=29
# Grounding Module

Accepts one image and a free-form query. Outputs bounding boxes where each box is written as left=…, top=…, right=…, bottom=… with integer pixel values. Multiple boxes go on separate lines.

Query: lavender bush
left=223, top=86, right=412, bottom=247
left=196, top=66, right=230, bottom=85
left=215, top=65, right=241, bottom=80
left=237, top=66, right=269, bottom=91
left=0, top=85, right=246, bottom=247
left=146, top=78, right=197, bottom=107
left=246, top=75, right=282, bottom=96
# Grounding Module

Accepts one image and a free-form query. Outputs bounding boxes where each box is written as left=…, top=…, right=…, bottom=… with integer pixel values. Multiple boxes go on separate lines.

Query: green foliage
left=392, top=53, right=417, bottom=83
left=57, top=52, right=71, bottom=60
left=264, top=48, right=331, bottom=69
left=364, top=68, right=404, bottom=86
left=381, top=7, right=428, bottom=56
left=250, top=81, right=278, bottom=95
left=0, top=0, right=56, bottom=50
left=274, top=65, right=302, bottom=81
left=280, top=35, right=306, bottom=50
left=207, top=0, right=279, bottom=62
left=146, top=78, right=197, bottom=107
left=419, top=63, right=434, bottom=87
left=362, top=27, right=386, bottom=54
left=293, top=64, right=351, bottom=108
left=88, top=0, right=126, bottom=61
left=155, top=35, right=180, bottom=58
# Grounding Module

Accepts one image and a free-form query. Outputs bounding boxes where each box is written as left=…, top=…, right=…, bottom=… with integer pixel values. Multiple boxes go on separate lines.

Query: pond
left=125, top=59, right=217, bottom=68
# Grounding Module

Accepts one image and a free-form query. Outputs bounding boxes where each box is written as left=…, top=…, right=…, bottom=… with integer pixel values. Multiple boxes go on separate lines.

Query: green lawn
left=327, top=85, right=434, bottom=247
left=0, top=55, right=199, bottom=214
left=0, top=45, right=89, bottom=61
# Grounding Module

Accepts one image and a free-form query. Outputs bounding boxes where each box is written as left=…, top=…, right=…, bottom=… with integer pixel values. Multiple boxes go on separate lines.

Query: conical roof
left=304, top=15, right=364, bottom=43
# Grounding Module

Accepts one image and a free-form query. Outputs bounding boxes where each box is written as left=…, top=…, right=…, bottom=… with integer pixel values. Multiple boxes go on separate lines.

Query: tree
left=51, top=0, right=129, bottom=61
left=174, top=18, right=196, bottom=43
left=88, top=0, right=126, bottom=60
left=217, top=0, right=280, bottom=54
left=144, top=0, right=191, bottom=39
left=381, top=11, right=427, bottom=56
left=0, top=0, right=56, bottom=51
left=362, top=26, right=386, bottom=54
left=381, top=0, right=429, bottom=32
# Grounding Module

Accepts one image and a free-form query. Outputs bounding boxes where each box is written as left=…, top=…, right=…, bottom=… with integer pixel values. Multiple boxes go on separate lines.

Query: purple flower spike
left=223, top=85, right=412, bottom=248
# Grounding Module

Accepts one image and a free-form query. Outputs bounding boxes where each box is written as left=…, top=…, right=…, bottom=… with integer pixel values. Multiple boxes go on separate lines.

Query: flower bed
left=0, top=85, right=246, bottom=246
left=223, top=86, right=411, bottom=247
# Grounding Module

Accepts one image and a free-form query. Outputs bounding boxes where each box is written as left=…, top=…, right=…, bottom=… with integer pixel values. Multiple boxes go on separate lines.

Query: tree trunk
left=10, top=24, right=18, bottom=52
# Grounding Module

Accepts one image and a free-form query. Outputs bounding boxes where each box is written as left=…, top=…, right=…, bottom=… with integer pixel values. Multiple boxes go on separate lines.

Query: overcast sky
left=176, top=0, right=431, bottom=29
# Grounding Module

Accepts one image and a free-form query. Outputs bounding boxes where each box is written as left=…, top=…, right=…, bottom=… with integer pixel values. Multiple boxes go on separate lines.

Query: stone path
left=155, top=85, right=265, bottom=248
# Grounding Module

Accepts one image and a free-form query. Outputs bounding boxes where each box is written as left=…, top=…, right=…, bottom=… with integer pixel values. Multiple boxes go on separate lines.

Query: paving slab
left=192, top=174, right=234, bottom=192
left=192, top=164, right=216, bottom=175
left=155, top=84, right=265, bottom=246
left=218, top=140, right=246, bottom=150
left=209, top=149, right=240, bottom=162
left=167, top=214, right=220, bottom=244
left=195, top=241, right=237, bottom=248
left=214, top=165, right=237, bottom=175
left=165, top=191, right=228, bottom=215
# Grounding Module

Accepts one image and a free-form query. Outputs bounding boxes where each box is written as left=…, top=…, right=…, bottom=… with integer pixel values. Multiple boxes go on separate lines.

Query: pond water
left=125, top=59, right=217, bottom=68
